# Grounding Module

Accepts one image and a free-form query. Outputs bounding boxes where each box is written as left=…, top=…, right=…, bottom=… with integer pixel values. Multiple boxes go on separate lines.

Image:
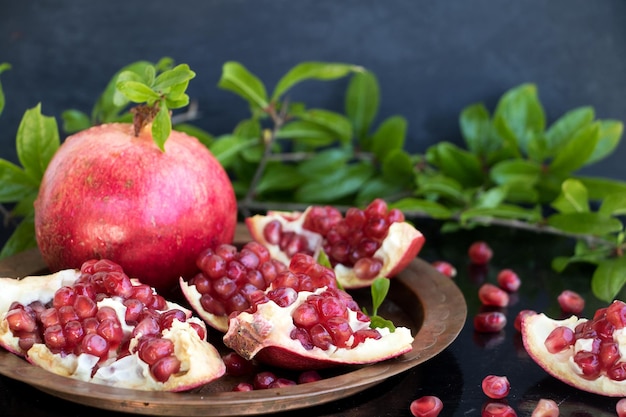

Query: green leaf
left=371, top=116, right=407, bottom=161
left=256, top=163, right=306, bottom=195
left=547, top=212, right=623, bottom=235
left=586, top=120, right=623, bottom=165
left=276, top=120, right=336, bottom=147
left=416, top=174, right=466, bottom=204
left=381, top=148, right=413, bottom=184
left=153, top=64, right=196, bottom=92
left=493, top=83, right=546, bottom=155
left=591, top=257, right=626, bottom=302
left=218, top=61, right=268, bottom=110
left=460, top=103, right=493, bottom=155
left=599, top=192, right=626, bottom=217
left=369, top=315, right=396, bottom=332
left=233, top=118, right=262, bottom=140
left=550, top=179, right=589, bottom=213
left=0, top=62, right=10, bottom=116
left=355, top=177, right=407, bottom=207
left=116, top=80, right=161, bottom=104
left=151, top=102, right=171, bottom=151
left=296, top=148, right=350, bottom=178
left=209, top=135, right=256, bottom=168
left=295, top=162, right=374, bottom=203
left=575, top=176, right=626, bottom=201
left=370, top=277, right=390, bottom=316
left=545, top=106, right=595, bottom=154
left=426, top=142, right=484, bottom=187
left=345, top=70, right=379, bottom=141
left=0, top=160, right=39, bottom=202
left=16, top=104, right=60, bottom=182
left=475, top=186, right=507, bottom=208
left=389, top=198, right=453, bottom=219
left=549, top=122, right=600, bottom=175
left=460, top=204, right=542, bottom=224
left=173, top=123, right=214, bottom=148
left=271, top=62, right=360, bottom=101
left=0, top=216, right=37, bottom=259
left=61, top=109, right=92, bottom=134
left=295, top=109, right=353, bottom=144
left=490, top=159, right=541, bottom=186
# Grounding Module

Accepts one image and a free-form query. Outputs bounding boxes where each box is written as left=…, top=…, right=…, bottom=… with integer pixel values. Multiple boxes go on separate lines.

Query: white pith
left=224, top=287, right=414, bottom=365
left=522, top=313, right=626, bottom=397
left=179, top=277, right=229, bottom=332
left=0, top=269, right=225, bottom=391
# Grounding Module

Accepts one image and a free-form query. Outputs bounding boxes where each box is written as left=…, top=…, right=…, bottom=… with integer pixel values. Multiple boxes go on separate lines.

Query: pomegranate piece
left=530, top=399, right=559, bottom=417
left=482, top=402, right=517, bottom=417
left=0, top=262, right=225, bottom=391
left=522, top=307, right=626, bottom=397
left=409, top=395, right=443, bottom=417
left=557, top=289, right=585, bottom=315
left=481, top=375, right=510, bottom=399
left=431, top=261, right=456, bottom=278
left=496, top=269, right=521, bottom=292
left=478, top=284, right=509, bottom=307
left=474, top=311, right=507, bottom=333
left=514, top=310, right=537, bottom=332
left=468, top=241, right=493, bottom=265
left=245, top=199, right=426, bottom=289
left=223, top=286, right=414, bottom=370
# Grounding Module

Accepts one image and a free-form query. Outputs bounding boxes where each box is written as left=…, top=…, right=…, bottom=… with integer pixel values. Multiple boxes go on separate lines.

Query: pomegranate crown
left=113, top=61, right=196, bottom=151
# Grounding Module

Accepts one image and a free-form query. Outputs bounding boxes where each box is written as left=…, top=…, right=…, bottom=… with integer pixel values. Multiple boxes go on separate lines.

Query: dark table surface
left=0, top=221, right=623, bottom=417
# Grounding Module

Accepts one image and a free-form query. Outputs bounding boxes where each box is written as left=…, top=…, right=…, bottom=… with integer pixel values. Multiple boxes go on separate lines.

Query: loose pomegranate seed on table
left=617, top=398, right=626, bottom=417
left=496, top=269, right=521, bottom=292
left=478, top=283, right=509, bottom=307
left=409, top=395, right=443, bottom=417
left=481, top=375, right=510, bottom=399
left=431, top=260, right=457, bottom=278
left=474, top=311, right=507, bottom=333
left=531, top=399, right=559, bottom=417
left=481, top=402, right=517, bottom=417
left=468, top=241, right=493, bottom=265
left=557, top=289, right=585, bottom=314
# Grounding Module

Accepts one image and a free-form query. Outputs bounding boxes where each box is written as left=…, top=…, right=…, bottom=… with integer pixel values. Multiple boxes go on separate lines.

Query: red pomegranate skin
left=34, top=123, right=237, bottom=292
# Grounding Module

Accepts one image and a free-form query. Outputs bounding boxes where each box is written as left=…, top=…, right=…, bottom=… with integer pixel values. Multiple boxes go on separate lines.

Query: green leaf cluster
left=0, top=104, right=60, bottom=257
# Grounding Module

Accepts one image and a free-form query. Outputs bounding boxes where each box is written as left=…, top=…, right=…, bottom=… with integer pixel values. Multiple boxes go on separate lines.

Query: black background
left=1, top=0, right=626, bottom=180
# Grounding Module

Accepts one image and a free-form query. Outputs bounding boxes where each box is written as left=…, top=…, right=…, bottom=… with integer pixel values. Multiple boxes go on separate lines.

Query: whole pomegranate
left=34, top=122, right=237, bottom=292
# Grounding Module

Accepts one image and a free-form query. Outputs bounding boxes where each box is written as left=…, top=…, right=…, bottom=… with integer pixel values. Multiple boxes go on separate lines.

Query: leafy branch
left=208, top=62, right=626, bottom=302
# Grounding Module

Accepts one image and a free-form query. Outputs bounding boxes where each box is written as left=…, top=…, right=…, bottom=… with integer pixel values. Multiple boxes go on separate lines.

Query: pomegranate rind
left=223, top=288, right=414, bottom=370
left=522, top=313, right=626, bottom=397
left=0, top=270, right=225, bottom=391
left=179, top=277, right=229, bottom=333
left=246, top=209, right=426, bottom=289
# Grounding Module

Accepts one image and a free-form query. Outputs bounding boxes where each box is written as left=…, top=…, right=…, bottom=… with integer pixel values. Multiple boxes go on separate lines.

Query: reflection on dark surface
left=0, top=222, right=624, bottom=416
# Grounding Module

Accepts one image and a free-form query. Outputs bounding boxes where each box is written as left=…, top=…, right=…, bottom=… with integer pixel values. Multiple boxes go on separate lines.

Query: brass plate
left=0, top=227, right=466, bottom=416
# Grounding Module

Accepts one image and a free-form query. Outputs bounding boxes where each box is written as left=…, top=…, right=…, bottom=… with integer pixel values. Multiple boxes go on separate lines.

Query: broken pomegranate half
left=245, top=199, right=425, bottom=289
left=522, top=300, right=626, bottom=397
left=0, top=259, right=225, bottom=391
left=223, top=284, right=414, bottom=370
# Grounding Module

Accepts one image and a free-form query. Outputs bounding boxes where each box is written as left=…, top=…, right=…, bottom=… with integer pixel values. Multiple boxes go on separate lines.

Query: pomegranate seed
left=123, top=299, right=144, bottom=324
left=58, top=305, right=79, bottom=325
left=531, top=399, right=558, bottom=417
left=496, top=269, right=521, bottom=292
left=160, top=309, right=187, bottom=329
left=481, top=375, right=510, bottom=399
left=309, top=323, right=333, bottom=349
left=557, top=290, right=585, bottom=314
left=609, top=362, right=626, bottom=381
left=53, top=286, right=77, bottom=309
left=468, top=241, right=493, bottom=265
left=222, top=352, right=255, bottom=376
left=150, top=355, right=181, bottom=382
left=365, top=198, right=388, bottom=217
left=81, top=333, right=109, bottom=358
left=482, top=402, right=517, bottom=417
left=132, top=315, right=161, bottom=338
left=269, top=378, right=297, bottom=388
left=431, top=261, right=457, bottom=278
left=513, top=309, right=537, bottom=332
left=325, top=316, right=353, bottom=348
left=5, top=308, right=36, bottom=333
left=573, top=350, right=601, bottom=378
left=96, top=306, right=118, bottom=323
left=474, top=311, right=507, bottom=333
left=298, top=370, right=322, bottom=384
left=232, top=382, right=255, bottom=392
left=599, top=341, right=621, bottom=369
left=617, top=398, right=626, bottom=417
left=544, top=326, right=575, bottom=353
left=39, top=308, right=60, bottom=328
left=44, top=324, right=66, bottom=351
left=409, top=395, right=443, bottom=417
left=97, top=318, right=123, bottom=346
left=64, top=320, right=85, bottom=347
left=253, top=371, right=277, bottom=389
left=189, top=322, right=206, bottom=340
left=138, top=337, right=175, bottom=365
left=18, top=332, right=41, bottom=351
left=478, top=283, right=509, bottom=307
left=73, top=295, right=97, bottom=320
left=353, top=257, right=383, bottom=280
left=267, top=287, right=298, bottom=307
left=352, top=328, right=382, bottom=346
left=292, top=303, right=320, bottom=328
left=606, top=300, right=626, bottom=329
